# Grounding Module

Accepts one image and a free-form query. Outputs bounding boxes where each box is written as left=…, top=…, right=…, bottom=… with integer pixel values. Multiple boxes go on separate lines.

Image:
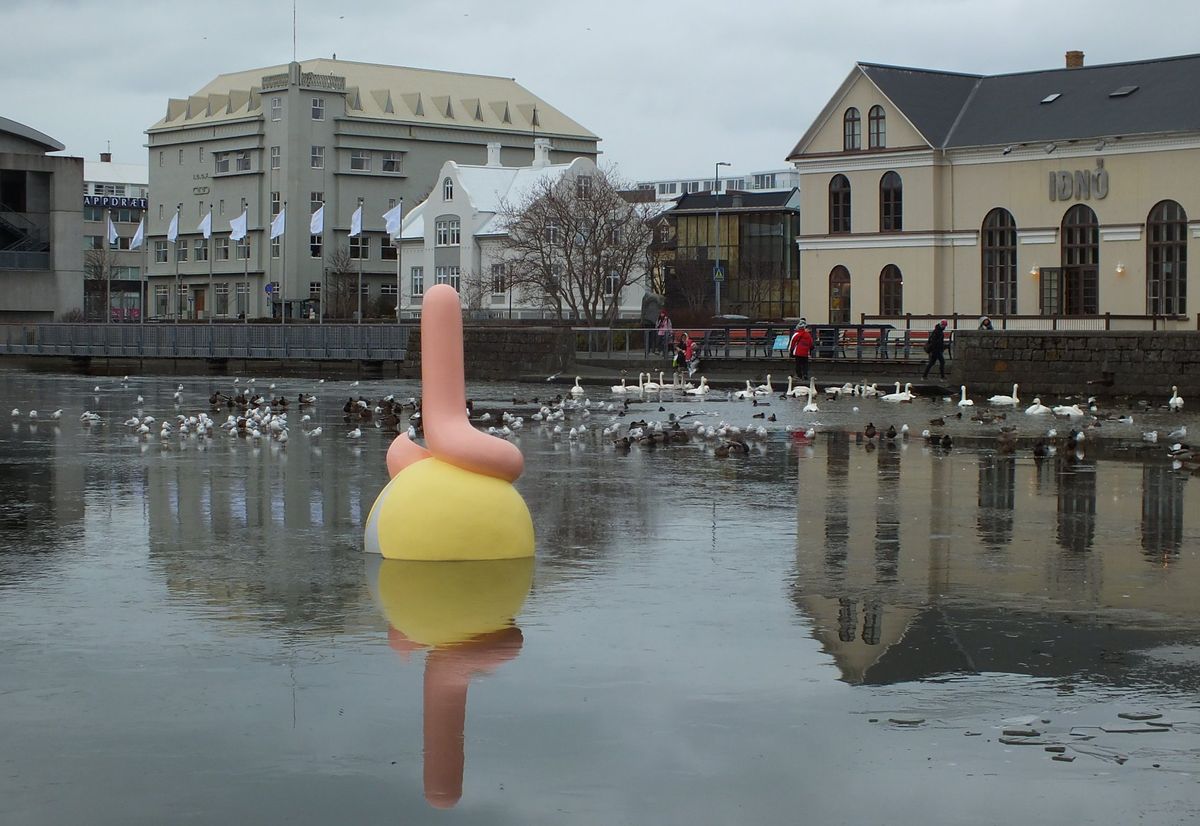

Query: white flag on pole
left=106, top=215, right=119, bottom=246
left=198, top=210, right=212, bottom=240
left=130, top=218, right=145, bottom=250
left=309, top=204, right=324, bottom=235
left=166, top=210, right=179, bottom=243
left=270, top=207, right=286, bottom=240
left=382, top=200, right=404, bottom=236
left=349, top=205, right=362, bottom=238
left=229, top=209, right=248, bottom=241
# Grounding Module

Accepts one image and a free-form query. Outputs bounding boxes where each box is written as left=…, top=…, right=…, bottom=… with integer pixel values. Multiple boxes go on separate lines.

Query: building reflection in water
left=791, top=444, right=1198, bottom=686
left=1141, top=465, right=1186, bottom=561
left=375, top=557, right=533, bottom=809
left=976, top=455, right=1015, bottom=550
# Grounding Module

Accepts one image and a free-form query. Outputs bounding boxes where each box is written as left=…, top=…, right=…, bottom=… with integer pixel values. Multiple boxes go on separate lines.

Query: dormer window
left=442, top=177, right=453, bottom=201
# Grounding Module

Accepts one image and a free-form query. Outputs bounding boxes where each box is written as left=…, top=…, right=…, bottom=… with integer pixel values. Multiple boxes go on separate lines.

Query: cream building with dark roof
left=788, top=51, right=1200, bottom=329
left=144, top=59, right=598, bottom=320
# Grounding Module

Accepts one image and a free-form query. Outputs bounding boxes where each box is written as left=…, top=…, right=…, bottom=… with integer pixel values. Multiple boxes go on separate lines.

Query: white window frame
left=214, top=153, right=230, bottom=174
left=270, top=146, right=280, bottom=170
left=350, top=150, right=371, bottom=171
left=154, top=240, right=168, bottom=263
left=443, top=177, right=454, bottom=201
left=235, top=151, right=250, bottom=172
left=491, top=262, right=507, bottom=295
left=311, top=97, right=325, bottom=120
left=311, top=146, right=324, bottom=169
left=410, top=266, right=424, bottom=296
left=216, top=238, right=230, bottom=261
left=435, top=219, right=460, bottom=247
left=193, top=239, right=208, bottom=261
left=235, top=238, right=250, bottom=260
left=605, top=271, right=621, bottom=296
left=271, top=97, right=282, bottom=121
left=382, top=152, right=401, bottom=173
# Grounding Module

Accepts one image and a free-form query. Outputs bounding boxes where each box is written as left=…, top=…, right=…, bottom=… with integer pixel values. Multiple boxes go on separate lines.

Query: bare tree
left=669, top=254, right=714, bottom=315
left=83, top=249, right=116, bottom=321
left=458, top=267, right=490, bottom=315
left=325, top=245, right=356, bottom=319
left=500, top=165, right=653, bottom=326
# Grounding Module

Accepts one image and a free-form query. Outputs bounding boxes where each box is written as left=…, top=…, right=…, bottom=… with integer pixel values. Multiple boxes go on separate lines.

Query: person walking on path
left=788, top=319, right=814, bottom=380
left=655, top=309, right=673, bottom=356
left=978, top=315, right=994, bottom=330
left=922, top=319, right=949, bottom=380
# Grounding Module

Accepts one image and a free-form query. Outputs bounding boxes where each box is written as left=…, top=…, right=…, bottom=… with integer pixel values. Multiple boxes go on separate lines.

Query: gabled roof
left=0, top=116, right=65, bottom=153
left=944, top=53, right=1200, bottom=147
left=858, top=64, right=982, bottom=147
left=399, top=157, right=594, bottom=240
left=789, top=53, right=1200, bottom=158
left=667, top=189, right=800, bottom=213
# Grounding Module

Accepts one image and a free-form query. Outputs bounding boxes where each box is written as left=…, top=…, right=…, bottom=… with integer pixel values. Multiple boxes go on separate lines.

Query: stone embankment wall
left=408, top=326, right=575, bottom=381
left=953, top=331, right=1200, bottom=398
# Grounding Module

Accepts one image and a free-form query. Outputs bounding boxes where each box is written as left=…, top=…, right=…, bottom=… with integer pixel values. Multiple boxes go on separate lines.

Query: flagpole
left=318, top=201, right=325, bottom=325
left=356, top=197, right=364, bottom=325
left=173, top=204, right=181, bottom=325
left=241, top=198, right=249, bottom=323
left=207, top=203, right=214, bottom=325
left=280, top=201, right=287, bottom=326
left=393, top=198, right=404, bottom=324
left=104, top=207, right=112, bottom=324
left=140, top=215, right=146, bottom=326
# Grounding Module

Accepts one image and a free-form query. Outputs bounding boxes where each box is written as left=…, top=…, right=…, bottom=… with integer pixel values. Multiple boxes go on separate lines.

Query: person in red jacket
left=788, top=319, right=814, bottom=380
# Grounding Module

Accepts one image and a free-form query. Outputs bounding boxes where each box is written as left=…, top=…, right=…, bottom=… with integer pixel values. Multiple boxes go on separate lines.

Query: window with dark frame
left=1147, top=199, right=1187, bottom=315
left=843, top=108, right=861, bottom=151
left=829, top=266, right=851, bottom=324
left=879, top=264, right=902, bottom=315
left=829, top=174, right=851, bottom=234
left=868, top=105, right=886, bottom=149
left=981, top=208, right=1017, bottom=316
left=1060, top=204, right=1099, bottom=315
left=879, top=171, right=902, bottom=232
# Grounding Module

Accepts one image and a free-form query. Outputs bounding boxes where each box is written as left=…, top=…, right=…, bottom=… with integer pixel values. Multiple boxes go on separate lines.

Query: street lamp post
left=713, top=161, right=731, bottom=316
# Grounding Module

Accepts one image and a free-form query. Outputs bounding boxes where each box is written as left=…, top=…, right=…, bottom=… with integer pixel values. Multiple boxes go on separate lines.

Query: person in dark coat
left=922, top=319, right=949, bottom=379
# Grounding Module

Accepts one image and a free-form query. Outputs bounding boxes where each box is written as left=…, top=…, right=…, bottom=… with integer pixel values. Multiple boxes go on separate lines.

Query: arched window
left=879, top=265, right=902, bottom=316
left=868, top=105, right=886, bottom=149
left=1147, top=200, right=1187, bottom=315
left=843, top=108, right=861, bottom=151
left=829, top=266, right=851, bottom=323
left=442, top=177, right=454, bottom=201
left=829, top=174, right=851, bottom=234
left=1058, top=204, right=1099, bottom=315
left=879, top=171, right=902, bottom=232
left=981, top=208, right=1017, bottom=316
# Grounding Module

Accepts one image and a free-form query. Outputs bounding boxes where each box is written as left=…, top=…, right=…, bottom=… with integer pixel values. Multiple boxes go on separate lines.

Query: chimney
left=99, top=151, right=112, bottom=162
left=532, top=137, right=552, bottom=168
left=485, top=142, right=502, bottom=167
left=1065, top=50, right=1084, bottom=69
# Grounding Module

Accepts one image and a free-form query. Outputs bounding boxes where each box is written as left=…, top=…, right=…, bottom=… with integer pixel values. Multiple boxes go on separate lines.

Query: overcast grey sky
left=6, top=0, right=1200, bottom=181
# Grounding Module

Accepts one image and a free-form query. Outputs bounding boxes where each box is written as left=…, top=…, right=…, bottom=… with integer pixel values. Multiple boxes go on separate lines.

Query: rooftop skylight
left=1109, top=85, right=1140, bottom=98
left=1040, top=92, right=1062, bottom=104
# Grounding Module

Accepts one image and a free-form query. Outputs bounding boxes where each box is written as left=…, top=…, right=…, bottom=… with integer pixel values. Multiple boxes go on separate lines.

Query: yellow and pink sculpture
left=364, top=284, right=535, bottom=560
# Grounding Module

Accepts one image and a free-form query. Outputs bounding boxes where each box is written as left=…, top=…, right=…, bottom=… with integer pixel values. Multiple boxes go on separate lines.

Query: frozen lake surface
left=1, top=369, right=1197, bottom=825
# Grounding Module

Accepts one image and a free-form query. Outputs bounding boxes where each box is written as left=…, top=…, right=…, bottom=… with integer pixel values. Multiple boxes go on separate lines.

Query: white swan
left=1168, top=385, right=1184, bottom=412
left=569, top=376, right=585, bottom=396
left=685, top=376, right=710, bottom=395
left=1025, top=398, right=1052, bottom=416
left=1052, top=403, right=1085, bottom=418
left=754, top=374, right=774, bottom=395
left=791, top=378, right=813, bottom=397
left=783, top=376, right=795, bottom=396
left=957, top=386, right=974, bottom=408
left=860, top=383, right=880, bottom=398
left=643, top=371, right=663, bottom=392
left=802, top=378, right=820, bottom=412
left=610, top=378, right=629, bottom=394
left=734, top=380, right=757, bottom=400
left=987, top=383, right=1020, bottom=406
left=881, top=382, right=914, bottom=403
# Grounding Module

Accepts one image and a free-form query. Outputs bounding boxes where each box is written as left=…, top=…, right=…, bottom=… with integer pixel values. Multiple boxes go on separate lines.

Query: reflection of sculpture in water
left=377, top=557, right=533, bottom=809
left=364, top=284, right=534, bottom=561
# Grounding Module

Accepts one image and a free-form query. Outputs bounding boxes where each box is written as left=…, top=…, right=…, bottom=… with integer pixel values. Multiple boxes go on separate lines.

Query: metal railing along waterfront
left=862, top=312, right=1193, bottom=332
left=0, top=323, right=413, bottom=361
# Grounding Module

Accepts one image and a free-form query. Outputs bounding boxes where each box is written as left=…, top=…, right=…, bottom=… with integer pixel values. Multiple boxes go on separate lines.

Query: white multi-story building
left=635, top=167, right=800, bottom=201
left=144, top=58, right=598, bottom=321
left=398, top=140, right=647, bottom=320
left=82, top=153, right=148, bottom=319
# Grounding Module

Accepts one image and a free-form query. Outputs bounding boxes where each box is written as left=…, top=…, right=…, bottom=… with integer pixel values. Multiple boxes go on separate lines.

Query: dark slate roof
left=668, top=189, right=799, bottom=213
left=858, top=53, right=1200, bottom=150
left=858, top=64, right=981, bottom=147
left=944, top=53, right=1200, bottom=147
